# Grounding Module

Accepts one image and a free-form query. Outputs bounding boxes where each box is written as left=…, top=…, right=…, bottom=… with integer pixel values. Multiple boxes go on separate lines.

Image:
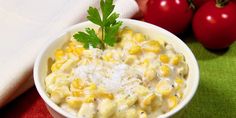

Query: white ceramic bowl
left=34, top=19, right=199, bottom=118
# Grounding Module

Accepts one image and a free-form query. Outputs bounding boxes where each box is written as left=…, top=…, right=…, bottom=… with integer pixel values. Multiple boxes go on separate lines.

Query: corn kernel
left=126, top=95, right=138, bottom=107
left=87, top=83, right=97, bottom=90
left=65, top=46, right=73, bottom=53
left=85, top=95, right=95, bottom=103
left=69, top=41, right=75, bottom=47
left=156, top=80, right=172, bottom=96
left=148, top=40, right=161, bottom=46
left=45, top=73, right=56, bottom=87
left=160, top=65, right=171, bottom=77
left=50, top=90, right=64, bottom=104
left=120, top=27, right=133, bottom=36
left=143, top=40, right=162, bottom=53
left=143, top=93, right=156, bottom=106
left=74, top=47, right=84, bottom=56
left=142, top=59, right=150, bottom=67
left=175, top=77, right=184, bottom=84
left=97, top=99, right=117, bottom=117
left=172, top=54, right=183, bottom=65
left=72, top=90, right=84, bottom=97
left=138, top=109, right=147, bottom=118
left=55, top=78, right=70, bottom=87
left=67, top=53, right=78, bottom=59
left=51, top=63, right=62, bottom=72
left=54, top=49, right=64, bottom=60
left=96, top=92, right=114, bottom=99
left=133, top=33, right=145, bottom=42
left=71, top=79, right=84, bottom=89
left=144, top=68, right=156, bottom=81
left=159, top=54, right=170, bottom=63
left=102, top=52, right=114, bottom=62
left=126, top=108, right=138, bottom=118
left=77, top=103, right=96, bottom=118
left=124, top=55, right=137, bottom=65
left=167, top=96, right=178, bottom=109
left=177, top=92, right=184, bottom=99
left=135, top=85, right=150, bottom=96
left=129, top=45, right=142, bottom=55
left=66, top=97, right=82, bottom=109
left=50, top=86, right=70, bottom=104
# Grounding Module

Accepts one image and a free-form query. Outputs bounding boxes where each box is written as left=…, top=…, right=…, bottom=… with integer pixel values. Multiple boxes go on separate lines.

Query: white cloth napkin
left=0, top=0, right=139, bottom=107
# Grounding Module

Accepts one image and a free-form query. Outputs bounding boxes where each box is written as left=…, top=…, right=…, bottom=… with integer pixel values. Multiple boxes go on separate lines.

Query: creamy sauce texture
left=45, top=27, right=189, bottom=118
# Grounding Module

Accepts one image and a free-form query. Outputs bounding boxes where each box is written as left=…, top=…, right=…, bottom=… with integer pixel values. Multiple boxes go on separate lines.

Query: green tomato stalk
left=216, top=0, right=230, bottom=7
left=187, top=0, right=196, bottom=10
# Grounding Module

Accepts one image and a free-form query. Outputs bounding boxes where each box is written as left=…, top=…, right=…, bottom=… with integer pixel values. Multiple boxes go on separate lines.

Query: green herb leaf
left=100, top=0, right=115, bottom=20
left=73, top=28, right=102, bottom=49
left=104, top=12, right=119, bottom=26
left=104, top=21, right=122, bottom=46
left=74, top=0, right=122, bottom=49
left=87, top=7, right=103, bottom=26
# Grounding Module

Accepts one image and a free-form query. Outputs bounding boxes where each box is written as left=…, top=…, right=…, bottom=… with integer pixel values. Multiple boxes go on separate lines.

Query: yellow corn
left=177, top=92, right=184, bottom=99
left=102, top=52, right=114, bottom=62
left=65, top=46, right=73, bottom=53
left=97, top=99, right=117, bottom=118
left=50, top=90, right=64, bottom=104
left=167, top=96, right=178, bottom=109
left=143, top=40, right=162, bottom=53
left=71, top=79, right=84, bottom=89
left=54, top=49, right=64, bottom=60
left=135, top=85, right=150, bottom=96
left=124, top=55, right=137, bottom=65
left=87, top=83, right=97, bottom=90
left=120, top=27, right=133, bottom=36
left=66, top=97, right=82, bottom=109
left=74, top=47, right=84, bottom=56
left=142, top=59, right=150, bottom=67
left=133, top=33, right=145, bottom=42
left=129, top=45, right=142, bottom=55
left=69, top=41, right=75, bottom=47
left=50, top=86, right=70, bottom=104
left=144, top=68, right=156, bottom=81
left=175, top=77, right=185, bottom=91
left=138, top=109, right=147, bottom=118
left=156, top=80, right=172, bottom=96
left=67, top=53, right=77, bottom=59
left=72, top=90, right=84, bottom=97
left=84, top=95, right=95, bottom=103
left=51, top=63, right=62, bottom=72
left=143, top=93, right=156, bottom=106
left=126, top=95, right=138, bottom=107
left=126, top=108, right=138, bottom=118
left=148, top=40, right=161, bottom=46
left=172, top=54, right=183, bottom=65
left=96, top=92, right=114, bottom=100
left=175, top=77, right=184, bottom=84
left=159, top=54, right=170, bottom=63
left=160, top=65, right=171, bottom=77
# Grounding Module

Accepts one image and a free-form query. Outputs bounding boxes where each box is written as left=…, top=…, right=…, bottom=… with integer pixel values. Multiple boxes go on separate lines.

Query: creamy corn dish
left=45, top=27, right=189, bottom=118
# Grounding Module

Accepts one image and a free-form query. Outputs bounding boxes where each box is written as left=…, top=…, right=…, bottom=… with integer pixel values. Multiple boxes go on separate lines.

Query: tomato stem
left=216, top=0, right=229, bottom=7
left=187, top=0, right=196, bottom=10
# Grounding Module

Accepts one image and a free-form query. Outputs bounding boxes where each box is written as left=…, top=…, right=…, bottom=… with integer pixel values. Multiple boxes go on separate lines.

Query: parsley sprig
left=73, top=0, right=122, bottom=49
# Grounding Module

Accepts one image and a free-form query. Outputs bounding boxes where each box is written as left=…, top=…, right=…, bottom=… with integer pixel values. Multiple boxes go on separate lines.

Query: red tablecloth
left=1, top=86, right=52, bottom=118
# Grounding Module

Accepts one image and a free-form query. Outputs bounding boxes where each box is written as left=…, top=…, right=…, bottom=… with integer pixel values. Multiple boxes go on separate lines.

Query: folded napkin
left=0, top=0, right=139, bottom=108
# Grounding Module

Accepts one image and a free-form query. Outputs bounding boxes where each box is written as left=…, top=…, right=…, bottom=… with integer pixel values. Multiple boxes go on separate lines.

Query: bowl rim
left=34, top=18, right=199, bottom=118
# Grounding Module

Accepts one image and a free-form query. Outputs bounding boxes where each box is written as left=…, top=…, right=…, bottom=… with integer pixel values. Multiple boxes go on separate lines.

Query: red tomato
left=192, top=1, right=236, bottom=49
left=144, top=0, right=193, bottom=34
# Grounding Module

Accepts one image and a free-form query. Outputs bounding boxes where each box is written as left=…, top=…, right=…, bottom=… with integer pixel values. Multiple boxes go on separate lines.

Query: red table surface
left=0, top=86, right=52, bottom=118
